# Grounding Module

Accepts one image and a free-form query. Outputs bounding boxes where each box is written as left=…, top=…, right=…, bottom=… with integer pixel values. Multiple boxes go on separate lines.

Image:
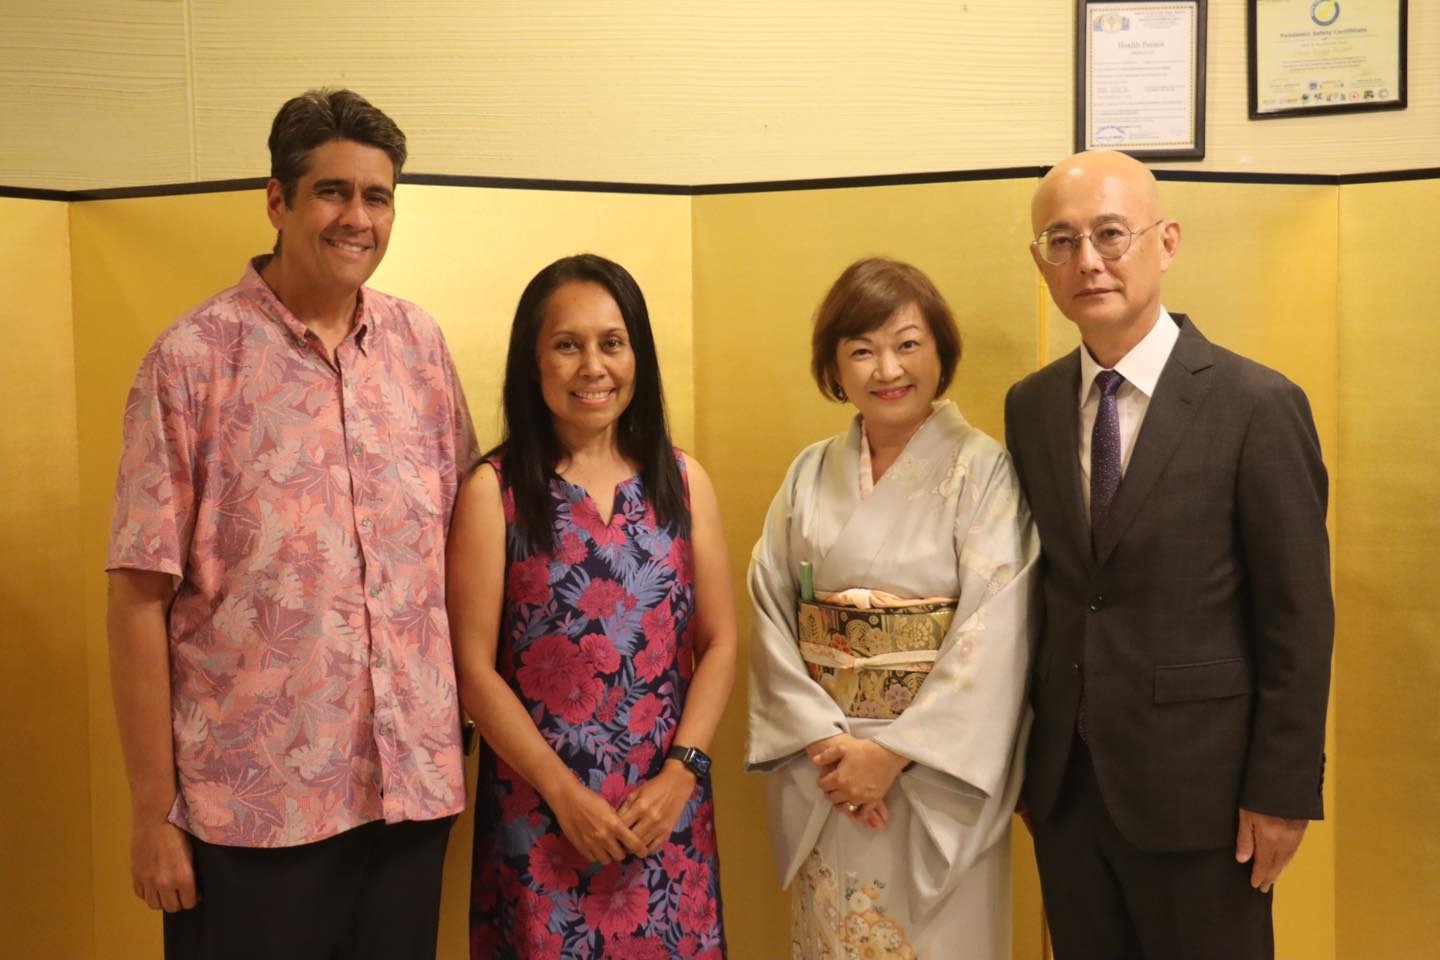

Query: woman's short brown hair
left=810, top=257, right=962, bottom=401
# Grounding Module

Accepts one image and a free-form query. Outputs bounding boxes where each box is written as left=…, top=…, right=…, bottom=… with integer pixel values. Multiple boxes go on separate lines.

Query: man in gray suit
left=1004, top=151, right=1333, bottom=959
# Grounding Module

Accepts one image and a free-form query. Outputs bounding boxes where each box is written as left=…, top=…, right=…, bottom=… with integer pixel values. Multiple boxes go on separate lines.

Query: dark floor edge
left=7, top=165, right=1439, bottom=200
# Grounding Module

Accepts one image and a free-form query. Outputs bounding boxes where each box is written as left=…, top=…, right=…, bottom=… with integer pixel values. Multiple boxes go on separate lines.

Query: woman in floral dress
left=448, top=254, right=735, bottom=959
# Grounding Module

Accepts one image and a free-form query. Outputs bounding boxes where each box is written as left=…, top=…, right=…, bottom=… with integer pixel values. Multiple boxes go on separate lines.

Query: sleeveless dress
left=470, top=457, right=726, bottom=960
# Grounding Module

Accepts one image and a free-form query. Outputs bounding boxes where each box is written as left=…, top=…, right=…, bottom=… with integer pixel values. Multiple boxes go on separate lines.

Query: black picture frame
left=1248, top=0, right=1407, bottom=120
left=1074, top=0, right=1208, bottom=161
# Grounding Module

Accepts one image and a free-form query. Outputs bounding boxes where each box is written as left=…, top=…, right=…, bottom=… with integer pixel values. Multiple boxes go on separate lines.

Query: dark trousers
left=163, top=817, right=454, bottom=960
left=1032, top=741, right=1273, bottom=960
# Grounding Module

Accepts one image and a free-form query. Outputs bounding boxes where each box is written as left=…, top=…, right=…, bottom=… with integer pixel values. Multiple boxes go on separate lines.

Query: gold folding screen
left=3, top=171, right=1436, bottom=958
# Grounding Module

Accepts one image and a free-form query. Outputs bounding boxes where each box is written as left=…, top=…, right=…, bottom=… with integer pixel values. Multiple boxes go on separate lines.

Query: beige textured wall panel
left=0, top=198, right=92, bottom=956
left=4, top=2, right=1438, bottom=188
left=1183, top=2, right=1440, bottom=175
left=0, top=0, right=192, bottom=189
left=186, top=0, right=1068, bottom=185
left=1334, top=179, right=1440, bottom=960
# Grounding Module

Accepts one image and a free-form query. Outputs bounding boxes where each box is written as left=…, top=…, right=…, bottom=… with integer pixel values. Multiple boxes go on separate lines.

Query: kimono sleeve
left=106, top=343, right=198, bottom=579
left=746, top=451, right=849, bottom=769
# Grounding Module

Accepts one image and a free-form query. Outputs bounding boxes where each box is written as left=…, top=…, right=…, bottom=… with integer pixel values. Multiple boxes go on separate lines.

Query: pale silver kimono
left=747, top=401, right=1038, bottom=960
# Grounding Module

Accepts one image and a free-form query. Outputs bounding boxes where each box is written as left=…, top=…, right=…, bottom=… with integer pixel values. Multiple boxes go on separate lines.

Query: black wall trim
left=1338, top=167, right=1440, bottom=185
left=68, top=177, right=268, bottom=201
left=402, top=173, right=692, bottom=195
left=5, top=165, right=1439, bottom=201
left=689, top=166, right=1047, bottom=195
left=1151, top=170, right=1339, bottom=185
left=0, top=185, right=73, bottom=201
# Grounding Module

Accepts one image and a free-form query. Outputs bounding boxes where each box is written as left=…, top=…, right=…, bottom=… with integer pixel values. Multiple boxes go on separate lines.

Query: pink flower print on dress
left=626, top=692, right=665, bottom=737
left=557, top=531, right=588, bottom=565
left=516, top=634, right=588, bottom=715
left=577, top=577, right=628, bottom=621
left=555, top=674, right=605, bottom=724
left=580, top=861, right=649, bottom=939
left=580, top=632, right=621, bottom=674
left=509, top=554, right=552, bottom=607
left=528, top=834, right=587, bottom=892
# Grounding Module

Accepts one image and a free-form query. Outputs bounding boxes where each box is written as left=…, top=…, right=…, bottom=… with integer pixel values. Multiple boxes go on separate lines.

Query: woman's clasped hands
left=549, top=762, right=697, bottom=864
left=807, top=733, right=909, bottom=831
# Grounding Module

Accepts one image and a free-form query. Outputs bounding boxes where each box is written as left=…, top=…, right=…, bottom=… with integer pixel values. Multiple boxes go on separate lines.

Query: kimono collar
left=856, top=400, right=952, bottom=497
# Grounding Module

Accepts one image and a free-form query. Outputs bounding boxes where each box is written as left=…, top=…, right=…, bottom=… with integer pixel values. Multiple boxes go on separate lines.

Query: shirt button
left=369, top=585, right=381, bottom=598
left=374, top=655, right=387, bottom=669
left=351, top=443, right=362, bottom=457
left=1088, top=595, right=1105, bottom=612
left=360, top=517, right=372, bottom=528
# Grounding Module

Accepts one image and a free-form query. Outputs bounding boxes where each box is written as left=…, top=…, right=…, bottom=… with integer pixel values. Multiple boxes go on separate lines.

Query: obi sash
left=797, top=598, right=956, bottom=719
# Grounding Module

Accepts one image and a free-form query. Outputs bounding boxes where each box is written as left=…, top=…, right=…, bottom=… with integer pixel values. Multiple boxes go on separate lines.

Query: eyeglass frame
left=1030, top=219, right=1165, bottom=267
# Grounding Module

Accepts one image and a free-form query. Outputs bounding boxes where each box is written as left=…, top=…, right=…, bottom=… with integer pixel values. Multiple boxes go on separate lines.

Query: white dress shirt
left=1078, top=307, right=1180, bottom=517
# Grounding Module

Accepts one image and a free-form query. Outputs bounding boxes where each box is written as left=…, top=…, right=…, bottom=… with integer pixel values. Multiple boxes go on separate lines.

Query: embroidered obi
left=797, top=597, right=955, bottom=719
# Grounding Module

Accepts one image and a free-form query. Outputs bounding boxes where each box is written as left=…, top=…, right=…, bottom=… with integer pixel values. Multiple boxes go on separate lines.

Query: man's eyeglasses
left=1032, top=219, right=1164, bottom=266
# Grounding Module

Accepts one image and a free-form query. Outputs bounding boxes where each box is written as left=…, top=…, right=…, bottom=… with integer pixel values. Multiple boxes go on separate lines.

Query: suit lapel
left=1040, top=351, right=1090, bottom=562
left=1094, top=315, right=1216, bottom=566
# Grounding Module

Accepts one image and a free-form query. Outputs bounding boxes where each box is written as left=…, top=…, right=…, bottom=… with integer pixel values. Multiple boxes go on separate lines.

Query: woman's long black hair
left=487, top=253, right=688, bottom=552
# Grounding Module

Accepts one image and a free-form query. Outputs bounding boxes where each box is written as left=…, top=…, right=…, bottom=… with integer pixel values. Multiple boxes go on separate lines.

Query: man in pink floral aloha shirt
left=106, top=89, right=478, bottom=960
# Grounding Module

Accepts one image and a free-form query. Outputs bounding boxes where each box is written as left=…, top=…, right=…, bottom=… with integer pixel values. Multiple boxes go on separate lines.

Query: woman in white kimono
left=748, top=258, right=1038, bottom=960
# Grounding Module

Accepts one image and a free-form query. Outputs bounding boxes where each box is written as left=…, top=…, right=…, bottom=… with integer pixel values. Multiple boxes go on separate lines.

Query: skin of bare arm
left=107, top=568, right=199, bottom=912
left=615, top=454, right=738, bottom=853
left=447, top=464, right=646, bottom=864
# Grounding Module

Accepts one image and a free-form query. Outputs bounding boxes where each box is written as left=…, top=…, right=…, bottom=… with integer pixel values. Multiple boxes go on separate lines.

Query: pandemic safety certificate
left=1250, top=0, right=1406, bottom=118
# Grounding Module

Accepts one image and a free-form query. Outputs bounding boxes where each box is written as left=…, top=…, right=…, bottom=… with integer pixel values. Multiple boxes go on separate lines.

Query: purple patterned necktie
left=1089, top=370, right=1126, bottom=549
left=1079, top=369, right=1124, bottom=744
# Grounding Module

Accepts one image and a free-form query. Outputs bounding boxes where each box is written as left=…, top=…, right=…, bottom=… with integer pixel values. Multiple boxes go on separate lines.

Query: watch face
left=671, top=744, right=712, bottom=777
left=689, top=749, right=712, bottom=777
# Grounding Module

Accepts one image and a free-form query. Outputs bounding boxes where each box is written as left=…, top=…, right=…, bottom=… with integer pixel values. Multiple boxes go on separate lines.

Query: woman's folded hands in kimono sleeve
left=809, top=733, right=910, bottom=810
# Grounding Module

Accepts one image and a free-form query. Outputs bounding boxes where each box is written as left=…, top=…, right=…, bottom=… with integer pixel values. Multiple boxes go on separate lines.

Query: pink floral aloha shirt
left=107, top=256, right=479, bottom=848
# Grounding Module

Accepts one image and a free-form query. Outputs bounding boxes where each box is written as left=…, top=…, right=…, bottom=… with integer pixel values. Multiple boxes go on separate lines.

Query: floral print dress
left=470, top=458, right=726, bottom=960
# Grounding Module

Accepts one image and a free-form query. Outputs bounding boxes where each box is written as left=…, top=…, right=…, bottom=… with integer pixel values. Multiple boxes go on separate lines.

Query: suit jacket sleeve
left=1236, top=376, right=1333, bottom=820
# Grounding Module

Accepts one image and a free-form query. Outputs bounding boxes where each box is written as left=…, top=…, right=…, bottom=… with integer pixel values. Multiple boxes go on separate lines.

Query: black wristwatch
left=666, top=744, right=712, bottom=778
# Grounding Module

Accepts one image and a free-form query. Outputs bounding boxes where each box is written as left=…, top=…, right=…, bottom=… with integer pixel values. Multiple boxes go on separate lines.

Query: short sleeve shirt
left=107, top=256, right=480, bottom=847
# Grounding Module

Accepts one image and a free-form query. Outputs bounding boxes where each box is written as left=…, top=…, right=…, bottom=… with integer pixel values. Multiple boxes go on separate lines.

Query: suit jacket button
left=1072, top=662, right=1081, bottom=673
left=1088, top=595, right=1105, bottom=612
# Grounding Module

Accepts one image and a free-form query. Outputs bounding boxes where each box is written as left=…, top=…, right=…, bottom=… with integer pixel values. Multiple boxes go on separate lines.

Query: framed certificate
left=1075, top=1, right=1207, bottom=160
left=1249, top=0, right=1407, bottom=119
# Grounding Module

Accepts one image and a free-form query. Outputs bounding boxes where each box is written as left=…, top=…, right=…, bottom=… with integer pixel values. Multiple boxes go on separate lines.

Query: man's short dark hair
left=268, top=89, right=407, bottom=205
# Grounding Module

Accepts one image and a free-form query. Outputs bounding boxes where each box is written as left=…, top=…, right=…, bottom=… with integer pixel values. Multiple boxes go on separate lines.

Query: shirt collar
left=241, top=254, right=374, bottom=353
left=1077, top=306, right=1179, bottom=404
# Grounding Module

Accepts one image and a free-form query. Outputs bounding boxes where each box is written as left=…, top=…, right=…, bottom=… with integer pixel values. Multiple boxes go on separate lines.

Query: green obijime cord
left=799, top=560, right=814, bottom=602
